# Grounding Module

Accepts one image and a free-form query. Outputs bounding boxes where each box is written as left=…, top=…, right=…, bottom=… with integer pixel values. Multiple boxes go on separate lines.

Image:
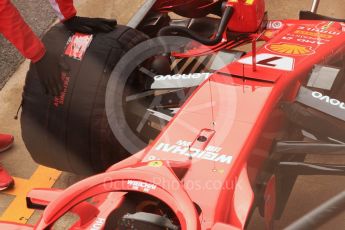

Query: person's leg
left=0, top=133, right=14, bottom=190
left=0, top=133, right=14, bottom=153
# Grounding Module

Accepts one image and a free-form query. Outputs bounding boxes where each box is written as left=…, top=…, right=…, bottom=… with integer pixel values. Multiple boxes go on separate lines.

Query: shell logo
left=266, top=43, right=315, bottom=56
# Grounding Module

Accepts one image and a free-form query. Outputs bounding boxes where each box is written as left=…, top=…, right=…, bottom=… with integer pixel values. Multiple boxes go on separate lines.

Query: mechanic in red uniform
left=0, top=0, right=117, bottom=190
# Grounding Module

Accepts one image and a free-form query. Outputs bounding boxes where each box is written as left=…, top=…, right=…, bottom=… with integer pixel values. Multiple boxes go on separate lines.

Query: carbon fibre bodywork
left=3, top=0, right=345, bottom=229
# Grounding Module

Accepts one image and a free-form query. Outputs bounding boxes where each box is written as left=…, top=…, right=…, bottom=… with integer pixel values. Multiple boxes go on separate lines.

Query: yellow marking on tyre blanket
left=0, top=166, right=61, bottom=223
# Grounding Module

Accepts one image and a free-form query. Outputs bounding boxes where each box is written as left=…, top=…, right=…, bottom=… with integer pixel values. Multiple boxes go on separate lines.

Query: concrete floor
left=0, top=0, right=345, bottom=229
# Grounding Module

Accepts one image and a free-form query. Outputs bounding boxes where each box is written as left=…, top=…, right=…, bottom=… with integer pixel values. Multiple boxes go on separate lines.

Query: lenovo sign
left=296, top=87, right=345, bottom=121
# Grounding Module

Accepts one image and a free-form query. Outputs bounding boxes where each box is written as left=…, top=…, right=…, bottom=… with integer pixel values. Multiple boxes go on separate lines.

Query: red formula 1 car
left=4, top=0, right=345, bottom=229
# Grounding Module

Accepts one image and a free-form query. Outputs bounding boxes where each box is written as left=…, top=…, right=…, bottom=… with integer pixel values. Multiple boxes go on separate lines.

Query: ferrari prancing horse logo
left=266, top=43, right=315, bottom=56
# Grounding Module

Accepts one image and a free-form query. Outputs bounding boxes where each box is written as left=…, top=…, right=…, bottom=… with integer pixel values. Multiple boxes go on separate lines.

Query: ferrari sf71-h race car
left=3, top=0, right=345, bottom=229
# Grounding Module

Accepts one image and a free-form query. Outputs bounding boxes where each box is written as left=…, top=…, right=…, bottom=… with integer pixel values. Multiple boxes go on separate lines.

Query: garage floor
left=0, top=0, right=344, bottom=229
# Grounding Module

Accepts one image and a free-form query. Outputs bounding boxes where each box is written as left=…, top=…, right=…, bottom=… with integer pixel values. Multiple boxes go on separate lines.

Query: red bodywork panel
left=1, top=15, right=345, bottom=230
left=229, top=20, right=345, bottom=82
left=141, top=75, right=273, bottom=228
left=226, top=0, right=265, bottom=33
